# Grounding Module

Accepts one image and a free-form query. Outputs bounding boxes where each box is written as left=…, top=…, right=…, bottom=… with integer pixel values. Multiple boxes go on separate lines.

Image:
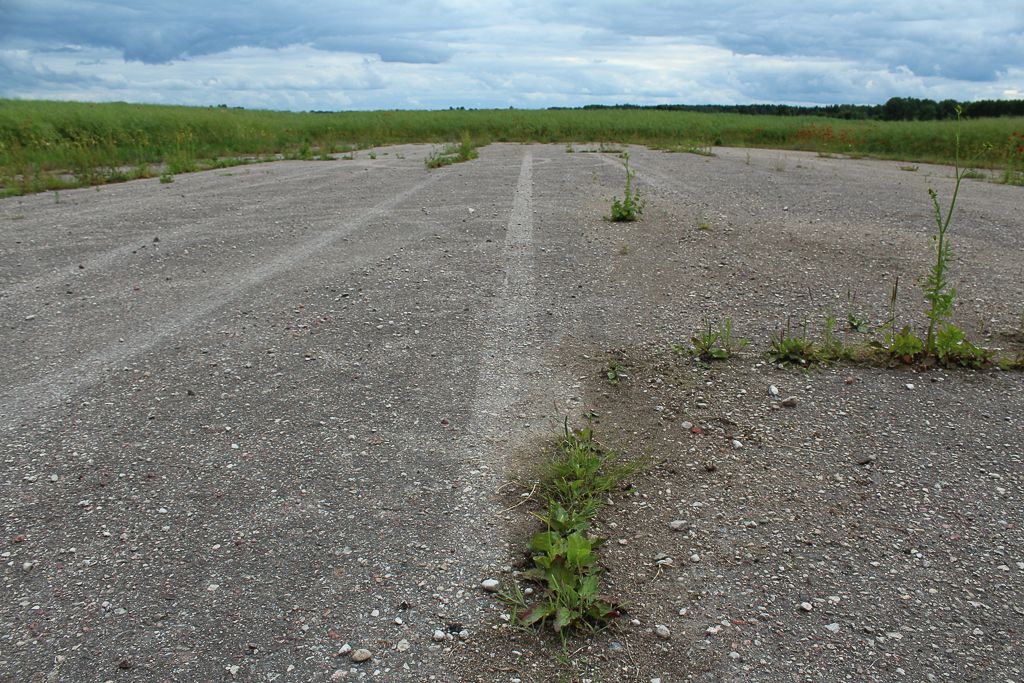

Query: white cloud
left=1, top=1, right=1021, bottom=109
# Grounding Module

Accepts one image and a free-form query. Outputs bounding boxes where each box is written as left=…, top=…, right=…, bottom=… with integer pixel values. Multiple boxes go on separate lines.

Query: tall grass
left=2, top=99, right=1022, bottom=195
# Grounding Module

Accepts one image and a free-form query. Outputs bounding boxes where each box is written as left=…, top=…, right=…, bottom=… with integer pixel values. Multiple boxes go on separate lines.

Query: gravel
left=1, top=143, right=1021, bottom=682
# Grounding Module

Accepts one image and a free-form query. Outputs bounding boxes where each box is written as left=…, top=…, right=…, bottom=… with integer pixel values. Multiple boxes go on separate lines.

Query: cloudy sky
left=1, top=1, right=1022, bottom=111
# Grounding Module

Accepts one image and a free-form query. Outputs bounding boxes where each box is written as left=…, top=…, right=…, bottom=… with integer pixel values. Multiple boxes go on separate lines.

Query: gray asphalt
left=2, top=142, right=1022, bottom=682
left=1, top=145, right=590, bottom=681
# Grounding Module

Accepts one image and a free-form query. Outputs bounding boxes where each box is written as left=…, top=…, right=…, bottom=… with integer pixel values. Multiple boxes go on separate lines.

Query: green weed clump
left=506, top=423, right=638, bottom=636
left=610, top=152, right=642, bottom=221
left=768, top=318, right=819, bottom=366
left=676, top=317, right=747, bottom=362
left=424, top=132, right=479, bottom=168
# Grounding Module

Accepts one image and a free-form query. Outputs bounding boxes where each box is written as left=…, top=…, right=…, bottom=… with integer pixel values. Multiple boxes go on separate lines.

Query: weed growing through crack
left=610, top=152, right=642, bottom=222
left=605, top=360, right=624, bottom=385
left=425, top=132, right=479, bottom=169
left=819, top=314, right=850, bottom=362
left=504, top=423, right=638, bottom=636
left=159, top=172, right=174, bottom=184
left=934, top=325, right=992, bottom=368
left=923, top=111, right=966, bottom=354
left=845, top=291, right=872, bottom=334
left=768, top=317, right=817, bottom=366
left=677, top=317, right=747, bottom=362
left=696, top=211, right=712, bottom=231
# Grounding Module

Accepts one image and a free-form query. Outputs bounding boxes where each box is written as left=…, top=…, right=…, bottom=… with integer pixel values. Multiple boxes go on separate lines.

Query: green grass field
left=2, top=99, right=1022, bottom=195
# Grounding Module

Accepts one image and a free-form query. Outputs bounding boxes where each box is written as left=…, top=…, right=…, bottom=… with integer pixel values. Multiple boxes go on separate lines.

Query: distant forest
left=565, top=97, right=1024, bottom=120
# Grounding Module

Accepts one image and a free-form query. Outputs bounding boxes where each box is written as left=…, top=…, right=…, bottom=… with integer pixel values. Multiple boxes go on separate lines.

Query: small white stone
left=680, top=421, right=693, bottom=430
left=226, top=665, right=240, bottom=677
left=905, top=383, right=915, bottom=390
left=459, top=629, right=469, bottom=641
left=481, top=578, right=500, bottom=592
left=669, top=520, right=687, bottom=531
left=339, top=644, right=352, bottom=655
left=351, top=648, right=372, bottom=663
left=396, top=639, right=410, bottom=652
left=207, top=583, right=219, bottom=592
left=654, top=624, right=671, bottom=639
left=432, top=629, right=445, bottom=642
left=768, top=385, right=779, bottom=396
left=731, top=439, right=743, bottom=449
left=394, top=616, right=404, bottom=625
left=825, top=623, right=840, bottom=633
left=799, top=602, right=813, bottom=612
left=690, top=553, right=701, bottom=563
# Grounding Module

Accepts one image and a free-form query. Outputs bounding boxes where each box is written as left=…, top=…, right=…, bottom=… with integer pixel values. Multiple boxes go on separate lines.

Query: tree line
left=566, top=98, right=1024, bottom=120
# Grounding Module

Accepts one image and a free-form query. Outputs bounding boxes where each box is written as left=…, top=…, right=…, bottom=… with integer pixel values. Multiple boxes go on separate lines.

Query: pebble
left=781, top=396, right=799, bottom=408
left=799, top=602, right=814, bottom=612
left=396, top=639, right=410, bottom=652
left=459, top=629, right=470, bottom=641
left=669, top=520, right=687, bottom=531
left=339, top=644, right=352, bottom=655
left=331, top=671, right=347, bottom=682
left=731, top=439, right=743, bottom=449
left=226, top=665, right=240, bottom=676
left=905, top=383, right=915, bottom=390
left=351, top=649, right=372, bottom=663
left=655, top=624, right=671, bottom=639
left=825, top=623, right=841, bottom=633
left=432, top=629, right=446, bottom=642
left=689, top=553, right=701, bottom=563
left=680, top=421, right=693, bottom=430
left=481, top=578, right=500, bottom=592
left=768, top=385, right=779, bottom=396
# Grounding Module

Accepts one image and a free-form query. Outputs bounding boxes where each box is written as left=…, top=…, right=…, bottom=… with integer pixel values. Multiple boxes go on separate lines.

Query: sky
left=1, top=1, right=1022, bottom=111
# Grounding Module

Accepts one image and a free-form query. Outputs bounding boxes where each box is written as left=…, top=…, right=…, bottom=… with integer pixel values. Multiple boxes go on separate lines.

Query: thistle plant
left=923, top=108, right=966, bottom=355
left=610, top=153, right=642, bottom=221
